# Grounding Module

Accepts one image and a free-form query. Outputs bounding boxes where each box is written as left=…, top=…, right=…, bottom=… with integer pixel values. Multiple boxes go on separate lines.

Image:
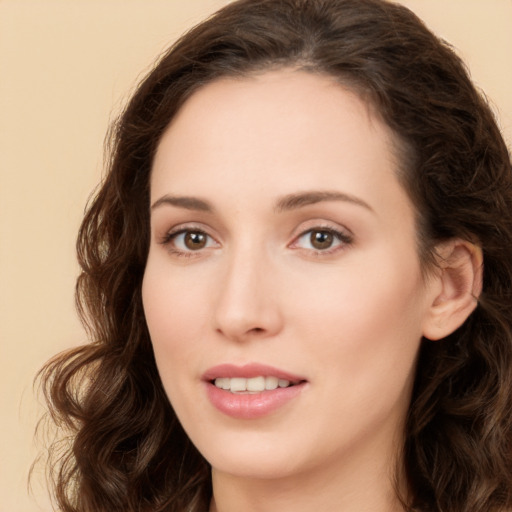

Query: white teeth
left=230, top=378, right=246, bottom=392
left=247, top=376, right=265, bottom=392
left=215, top=377, right=230, bottom=390
left=214, top=376, right=294, bottom=393
left=266, top=376, right=278, bottom=390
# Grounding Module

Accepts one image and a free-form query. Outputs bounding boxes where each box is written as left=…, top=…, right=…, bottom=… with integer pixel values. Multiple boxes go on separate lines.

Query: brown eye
left=310, top=230, right=334, bottom=250
left=184, top=231, right=207, bottom=250
left=293, top=227, right=351, bottom=254
left=163, top=228, right=219, bottom=256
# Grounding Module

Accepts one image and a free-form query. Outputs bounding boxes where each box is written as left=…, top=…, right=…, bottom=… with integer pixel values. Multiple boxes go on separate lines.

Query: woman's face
left=143, top=70, right=438, bottom=481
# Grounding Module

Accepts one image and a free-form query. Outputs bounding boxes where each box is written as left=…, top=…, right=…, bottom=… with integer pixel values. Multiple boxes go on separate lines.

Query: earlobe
left=422, top=239, right=483, bottom=341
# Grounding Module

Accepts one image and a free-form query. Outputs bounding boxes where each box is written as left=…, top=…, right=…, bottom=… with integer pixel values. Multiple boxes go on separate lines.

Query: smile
left=203, top=363, right=307, bottom=419
left=213, top=376, right=293, bottom=393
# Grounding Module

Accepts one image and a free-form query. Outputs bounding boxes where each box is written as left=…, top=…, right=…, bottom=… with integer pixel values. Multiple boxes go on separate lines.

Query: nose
left=213, top=245, right=284, bottom=342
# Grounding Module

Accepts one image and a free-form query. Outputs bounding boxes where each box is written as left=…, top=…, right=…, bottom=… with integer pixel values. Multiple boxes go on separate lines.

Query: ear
left=422, top=239, right=483, bottom=341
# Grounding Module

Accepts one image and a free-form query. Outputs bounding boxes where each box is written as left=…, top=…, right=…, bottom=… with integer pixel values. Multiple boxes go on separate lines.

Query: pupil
left=185, top=232, right=206, bottom=250
left=311, top=231, right=333, bottom=250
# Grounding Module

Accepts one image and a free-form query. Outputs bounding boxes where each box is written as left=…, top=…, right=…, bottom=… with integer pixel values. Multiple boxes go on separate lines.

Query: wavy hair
left=39, top=0, right=512, bottom=510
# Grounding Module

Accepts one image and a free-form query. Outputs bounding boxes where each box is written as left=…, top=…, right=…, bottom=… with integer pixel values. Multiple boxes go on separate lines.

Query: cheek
left=294, top=249, right=425, bottom=330
left=142, top=259, right=210, bottom=383
left=289, top=252, right=427, bottom=384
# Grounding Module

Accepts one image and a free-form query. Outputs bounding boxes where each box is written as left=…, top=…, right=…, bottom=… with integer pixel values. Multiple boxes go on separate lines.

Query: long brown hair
left=39, top=0, right=512, bottom=510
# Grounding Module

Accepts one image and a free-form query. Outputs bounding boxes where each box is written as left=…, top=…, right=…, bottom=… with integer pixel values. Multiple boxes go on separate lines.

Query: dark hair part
left=39, top=0, right=512, bottom=510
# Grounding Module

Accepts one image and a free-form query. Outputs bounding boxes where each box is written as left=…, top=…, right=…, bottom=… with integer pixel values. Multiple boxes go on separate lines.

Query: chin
left=193, top=430, right=308, bottom=480
left=210, top=455, right=303, bottom=481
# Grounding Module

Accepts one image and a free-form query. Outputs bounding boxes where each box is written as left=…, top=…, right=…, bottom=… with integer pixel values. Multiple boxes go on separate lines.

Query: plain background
left=1, top=1, right=511, bottom=510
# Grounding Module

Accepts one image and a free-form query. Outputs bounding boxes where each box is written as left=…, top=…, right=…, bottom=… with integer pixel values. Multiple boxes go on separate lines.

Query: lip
left=202, top=363, right=306, bottom=382
left=203, top=363, right=307, bottom=420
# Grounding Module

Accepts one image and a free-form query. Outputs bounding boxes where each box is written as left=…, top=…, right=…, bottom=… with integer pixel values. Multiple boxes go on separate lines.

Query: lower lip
left=205, top=382, right=305, bottom=419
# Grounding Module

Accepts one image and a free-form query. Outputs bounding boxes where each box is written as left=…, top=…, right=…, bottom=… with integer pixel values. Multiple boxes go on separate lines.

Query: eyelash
left=290, top=227, right=353, bottom=257
left=159, top=225, right=353, bottom=258
left=159, top=227, right=218, bottom=258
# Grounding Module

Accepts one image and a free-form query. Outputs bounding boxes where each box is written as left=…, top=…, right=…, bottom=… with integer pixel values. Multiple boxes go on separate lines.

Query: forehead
left=161, top=69, right=386, bottom=144
left=151, top=69, right=401, bottom=197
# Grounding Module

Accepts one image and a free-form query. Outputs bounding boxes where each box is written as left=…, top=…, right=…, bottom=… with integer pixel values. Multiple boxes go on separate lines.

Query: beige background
left=1, top=1, right=511, bottom=510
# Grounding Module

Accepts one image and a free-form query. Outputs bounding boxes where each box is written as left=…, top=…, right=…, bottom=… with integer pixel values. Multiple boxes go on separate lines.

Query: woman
left=40, top=0, right=512, bottom=511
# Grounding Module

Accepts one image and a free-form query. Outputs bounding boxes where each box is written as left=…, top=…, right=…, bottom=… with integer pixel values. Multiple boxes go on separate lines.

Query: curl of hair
left=39, top=0, right=512, bottom=511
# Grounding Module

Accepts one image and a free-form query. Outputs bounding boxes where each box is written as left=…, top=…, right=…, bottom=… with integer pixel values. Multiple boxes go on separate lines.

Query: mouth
left=204, top=365, right=307, bottom=419
left=211, top=376, right=302, bottom=394
left=203, top=363, right=308, bottom=413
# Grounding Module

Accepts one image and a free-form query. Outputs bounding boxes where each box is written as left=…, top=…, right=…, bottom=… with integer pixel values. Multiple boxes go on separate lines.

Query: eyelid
left=288, top=221, right=354, bottom=254
left=158, top=223, right=221, bottom=257
left=158, top=221, right=216, bottom=242
left=289, top=219, right=353, bottom=240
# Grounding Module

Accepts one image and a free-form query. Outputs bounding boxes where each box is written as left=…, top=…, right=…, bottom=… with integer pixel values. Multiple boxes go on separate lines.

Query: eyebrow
left=151, top=190, right=373, bottom=214
left=151, top=195, right=214, bottom=212
left=275, top=190, right=374, bottom=213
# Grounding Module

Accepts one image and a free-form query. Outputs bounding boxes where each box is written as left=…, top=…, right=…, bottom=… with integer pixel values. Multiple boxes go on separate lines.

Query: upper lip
left=202, top=363, right=306, bottom=383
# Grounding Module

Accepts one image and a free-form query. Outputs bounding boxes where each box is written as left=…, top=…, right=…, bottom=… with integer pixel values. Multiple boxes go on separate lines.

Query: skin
left=142, top=69, right=450, bottom=512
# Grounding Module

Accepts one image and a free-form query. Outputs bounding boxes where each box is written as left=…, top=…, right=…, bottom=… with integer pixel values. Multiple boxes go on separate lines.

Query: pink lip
left=203, top=363, right=307, bottom=420
left=202, top=363, right=305, bottom=382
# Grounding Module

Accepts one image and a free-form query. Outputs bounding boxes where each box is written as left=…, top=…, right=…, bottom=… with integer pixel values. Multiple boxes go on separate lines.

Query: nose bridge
left=213, top=237, right=282, bottom=341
